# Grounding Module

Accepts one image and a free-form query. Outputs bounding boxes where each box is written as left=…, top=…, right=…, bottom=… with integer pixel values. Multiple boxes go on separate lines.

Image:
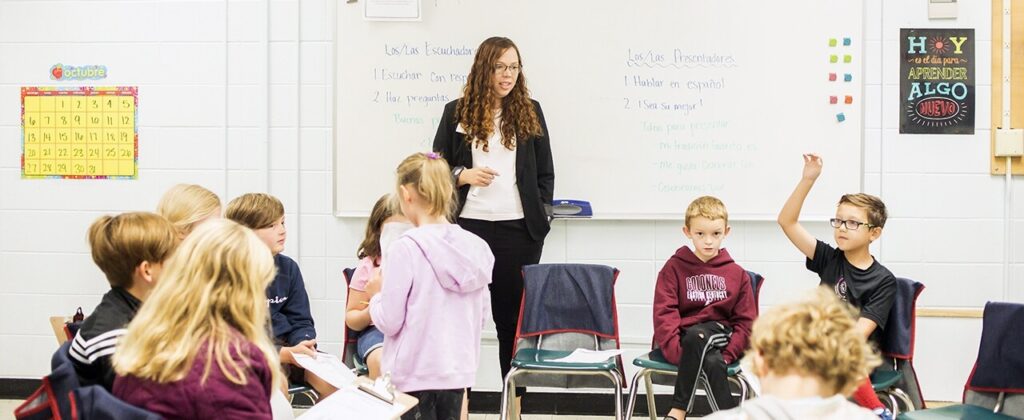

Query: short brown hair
left=225, top=193, right=285, bottom=229
left=750, top=287, right=881, bottom=396
left=685, top=196, right=728, bottom=227
left=87, top=212, right=178, bottom=288
left=838, top=193, right=887, bottom=228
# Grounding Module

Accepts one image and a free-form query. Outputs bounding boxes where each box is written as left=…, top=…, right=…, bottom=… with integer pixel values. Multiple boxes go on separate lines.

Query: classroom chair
left=872, top=277, right=927, bottom=416
left=340, top=267, right=370, bottom=377
left=499, top=263, right=625, bottom=420
left=625, top=271, right=765, bottom=420
left=898, top=301, right=1024, bottom=420
left=14, top=341, right=159, bottom=420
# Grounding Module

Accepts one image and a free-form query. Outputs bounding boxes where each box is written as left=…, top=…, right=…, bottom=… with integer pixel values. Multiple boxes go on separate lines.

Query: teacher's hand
left=459, top=167, right=500, bottom=187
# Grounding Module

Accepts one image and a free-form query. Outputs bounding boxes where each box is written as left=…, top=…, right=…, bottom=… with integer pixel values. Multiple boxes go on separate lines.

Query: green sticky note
left=844, top=54, right=852, bottom=63
left=829, top=38, right=838, bottom=47
left=830, top=55, right=838, bottom=63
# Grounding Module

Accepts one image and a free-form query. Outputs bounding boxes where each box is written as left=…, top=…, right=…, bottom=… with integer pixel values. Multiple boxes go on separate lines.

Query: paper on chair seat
left=291, top=352, right=357, bottom=389
left=545, top=348, right=624, bottom=364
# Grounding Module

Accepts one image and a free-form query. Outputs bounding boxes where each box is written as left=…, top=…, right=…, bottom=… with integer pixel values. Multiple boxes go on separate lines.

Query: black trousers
left=458, top=218, right=543, bottom=398
left=400, top=389, right=464, bottom=420
left=671, top=321, right=737, bottom=412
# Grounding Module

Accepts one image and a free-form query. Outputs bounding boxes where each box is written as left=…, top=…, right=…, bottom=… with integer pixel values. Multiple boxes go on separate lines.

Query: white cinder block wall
left=0, top=0, right=1020, bottom=403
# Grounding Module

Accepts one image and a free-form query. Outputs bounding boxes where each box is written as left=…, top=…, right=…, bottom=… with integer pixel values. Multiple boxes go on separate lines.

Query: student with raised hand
left=156, top=183, right=221, bottom=239
left=112, top=220, right=282, bottom=419
left=432, top=36, right=554, bottom=410
left=225, top=193, right=333, bottom=397
left=777, top=154, right=896, bottom=420
left=704, top=287, right=881, bottom=420
left=655, top=196, right=756, bottom=420
left=70, top=212, right=178, bottom=391
left=364, top=152, right=494, bottom=420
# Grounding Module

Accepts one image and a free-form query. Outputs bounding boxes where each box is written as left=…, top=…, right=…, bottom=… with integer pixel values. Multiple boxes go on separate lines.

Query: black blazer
left=432, top=98, right=555, bottom=242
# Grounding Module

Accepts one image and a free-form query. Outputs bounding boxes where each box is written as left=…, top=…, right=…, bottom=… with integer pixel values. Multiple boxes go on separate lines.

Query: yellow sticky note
left=71, top=97, right=86, bottom=112
left=55, top=97, right=70, bottom=112
left=24, top=114, right=39, bottom=128
left=39, top=96, right=55, bottom=112
left=24, top=96, right=40, bottom=113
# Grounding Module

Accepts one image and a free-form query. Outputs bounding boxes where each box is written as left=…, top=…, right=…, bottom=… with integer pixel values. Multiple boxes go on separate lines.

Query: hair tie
left=424, top=152, right=440, bottom=160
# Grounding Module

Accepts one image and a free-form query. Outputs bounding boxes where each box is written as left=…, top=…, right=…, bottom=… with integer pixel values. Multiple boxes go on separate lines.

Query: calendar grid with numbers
left=21, top=86, right=138, bottom=179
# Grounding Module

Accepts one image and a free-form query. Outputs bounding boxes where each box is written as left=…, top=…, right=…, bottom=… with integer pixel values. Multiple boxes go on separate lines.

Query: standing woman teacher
left=433, top=36, right=554, bottom=403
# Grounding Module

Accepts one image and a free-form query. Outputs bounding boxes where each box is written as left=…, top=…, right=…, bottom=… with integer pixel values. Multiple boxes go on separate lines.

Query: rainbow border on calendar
left=20, top=86, right=138, bottom=180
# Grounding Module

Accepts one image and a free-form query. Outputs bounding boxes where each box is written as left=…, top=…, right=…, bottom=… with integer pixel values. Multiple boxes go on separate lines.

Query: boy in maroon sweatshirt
left=654, top=196, right=757, bottom=420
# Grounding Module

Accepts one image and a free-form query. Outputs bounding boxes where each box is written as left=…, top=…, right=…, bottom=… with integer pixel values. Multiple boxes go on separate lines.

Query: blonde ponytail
left=396, top=152, right=456, bottom=219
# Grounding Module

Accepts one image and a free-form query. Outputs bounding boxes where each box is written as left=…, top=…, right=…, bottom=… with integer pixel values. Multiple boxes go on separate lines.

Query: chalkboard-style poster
left=900, top=28, right=974, bottom=134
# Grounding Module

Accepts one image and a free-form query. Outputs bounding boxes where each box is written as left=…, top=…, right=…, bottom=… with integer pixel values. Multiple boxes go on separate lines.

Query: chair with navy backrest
left=625, top=270, right=764, bottom=420
left=871, top=277, right=926, bottom=416
left=499, top=263, right=625, bottom=420
left=899, top=301, right=1024, bottom=420
left=14, top=341, right=159, bottom=420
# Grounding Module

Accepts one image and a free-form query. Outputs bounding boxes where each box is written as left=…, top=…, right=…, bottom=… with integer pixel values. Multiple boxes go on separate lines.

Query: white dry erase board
left=334, top=0, right=864, bottom=219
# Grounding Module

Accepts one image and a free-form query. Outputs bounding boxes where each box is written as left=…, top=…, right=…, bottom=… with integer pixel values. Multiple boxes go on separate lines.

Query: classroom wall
left=0, top=0, right=1020, bottom=403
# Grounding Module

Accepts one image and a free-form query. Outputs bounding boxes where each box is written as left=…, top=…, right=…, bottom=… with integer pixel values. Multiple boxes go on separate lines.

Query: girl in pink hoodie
left=366, top=152, right=494, bottom=420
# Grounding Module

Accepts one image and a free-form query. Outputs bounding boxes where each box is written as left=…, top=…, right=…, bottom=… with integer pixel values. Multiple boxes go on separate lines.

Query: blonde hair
left=838, top=193, right=888, bottom=228
left=396, top=153, right=455, bottom=218
left=685, top=196, right=728, bottom=227
left=87, top=212, right=178, bottom=289
left=157, top=184, right=221, bottom=237
left=750, top=287, right=881, bottom=396
left=225, top=193, right=285, bottom=230
left=113, top=219, right=281, bottom=388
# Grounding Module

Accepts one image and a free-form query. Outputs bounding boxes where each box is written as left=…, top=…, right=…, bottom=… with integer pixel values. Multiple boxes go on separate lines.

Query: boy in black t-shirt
left=777, top=154, right=896, bottom=420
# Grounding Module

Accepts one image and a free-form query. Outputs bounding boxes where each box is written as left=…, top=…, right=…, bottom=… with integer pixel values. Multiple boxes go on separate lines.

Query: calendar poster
left=21, top=86, right=138, bottom=179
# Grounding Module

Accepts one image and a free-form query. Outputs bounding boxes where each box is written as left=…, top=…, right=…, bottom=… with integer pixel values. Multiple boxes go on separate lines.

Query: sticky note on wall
left=829, top=38, right=838, bottom=47
left=829, top=73, right=837, bottom=81
left=844, top=73, right=852, bottom=82
left=843, top=37, right=852, bottom=46
left=830, top=55, right=838, bottom=63
left=836, top=112, right=846, bottom=122
left=843, top=55, right=852, bottom=63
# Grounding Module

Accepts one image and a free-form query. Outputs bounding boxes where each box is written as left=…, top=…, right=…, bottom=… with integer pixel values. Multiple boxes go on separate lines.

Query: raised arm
left=777, top=154, right=822, bottom=260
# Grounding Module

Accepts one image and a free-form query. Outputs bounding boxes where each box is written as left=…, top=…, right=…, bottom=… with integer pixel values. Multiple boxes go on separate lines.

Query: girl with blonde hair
left=112, top=219, right=281, bottom=419
left=364, top=152, right=494, bottom=420
left=156, top=183, right=221, bottom=238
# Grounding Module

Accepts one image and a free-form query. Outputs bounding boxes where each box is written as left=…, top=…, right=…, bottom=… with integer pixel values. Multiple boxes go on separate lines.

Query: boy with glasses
left=777, top=154, right=896, bottom=420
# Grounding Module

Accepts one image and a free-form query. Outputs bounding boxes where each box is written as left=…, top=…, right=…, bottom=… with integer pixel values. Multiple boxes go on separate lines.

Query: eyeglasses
left=830, top=218, right=876, bottom=230
left=493, top=63, right=521, bottom=74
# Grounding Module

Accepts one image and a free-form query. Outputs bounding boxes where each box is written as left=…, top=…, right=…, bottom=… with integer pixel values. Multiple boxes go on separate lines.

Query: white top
left=458, top=116, right=524, bottom=221
left=703, top=395, right=877, bottom=420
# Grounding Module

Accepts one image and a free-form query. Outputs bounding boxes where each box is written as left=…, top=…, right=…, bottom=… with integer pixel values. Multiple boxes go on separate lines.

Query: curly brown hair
left=457, top=37, right=543, bottom=152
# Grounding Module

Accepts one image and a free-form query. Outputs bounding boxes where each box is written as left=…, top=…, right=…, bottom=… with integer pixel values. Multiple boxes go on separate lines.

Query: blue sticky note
left=836, top=112, right=846, bottom=122
left=844, top=73, right=853, bottom=82
left=843, top=37, right=852, bottom=46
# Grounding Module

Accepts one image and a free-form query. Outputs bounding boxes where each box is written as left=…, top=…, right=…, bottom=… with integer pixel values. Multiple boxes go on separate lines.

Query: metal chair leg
left=609, top=369, right=624, bottom=420
left=625, top=368, right=645, bottom=419
left=891, top=387, right=916, bottom=412
left=499, top=368, right=521, bottom=420
left=644, top=371, right=657, bottom=420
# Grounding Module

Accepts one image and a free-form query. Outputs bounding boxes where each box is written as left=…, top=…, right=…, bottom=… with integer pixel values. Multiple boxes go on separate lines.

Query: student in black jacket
left=70, top=212, right=178, bottom=390
left=433, top=36, right=555, bottom=411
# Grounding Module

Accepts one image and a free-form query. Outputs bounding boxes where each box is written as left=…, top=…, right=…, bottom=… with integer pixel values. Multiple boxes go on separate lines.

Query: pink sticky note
left=829, top=96, right=838, bottom=104
left=829, top=73, right=837, bottom=81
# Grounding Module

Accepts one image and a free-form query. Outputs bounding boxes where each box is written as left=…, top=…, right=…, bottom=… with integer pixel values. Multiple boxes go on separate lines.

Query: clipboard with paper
left=296, top=371, right=418, bottom=420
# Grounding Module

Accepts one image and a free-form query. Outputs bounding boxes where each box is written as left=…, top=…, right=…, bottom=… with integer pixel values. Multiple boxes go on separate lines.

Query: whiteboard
left=335, top=0, right=864, bottom=219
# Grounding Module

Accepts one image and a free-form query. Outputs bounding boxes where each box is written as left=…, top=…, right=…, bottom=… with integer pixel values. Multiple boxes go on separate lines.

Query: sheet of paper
left=291, top=352, right=357, bottom=390
left=299, top=388, right=403, bottom=420
left=363, top=0, right=421, bottom=21
left=545, top=348, right=624, bottom=364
